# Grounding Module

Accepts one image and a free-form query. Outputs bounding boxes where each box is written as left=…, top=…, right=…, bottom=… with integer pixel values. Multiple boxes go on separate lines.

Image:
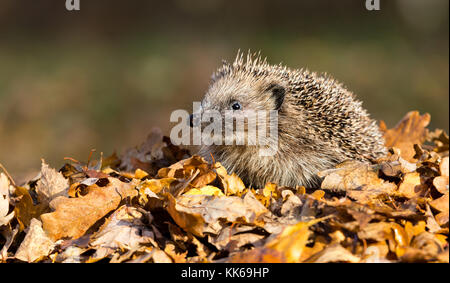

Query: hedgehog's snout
left=189, top=113, right=202, bottom=128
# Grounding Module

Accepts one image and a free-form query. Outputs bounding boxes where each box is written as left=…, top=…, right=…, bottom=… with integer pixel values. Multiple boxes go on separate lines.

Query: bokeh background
left=0, top=0, right=448, bottom=183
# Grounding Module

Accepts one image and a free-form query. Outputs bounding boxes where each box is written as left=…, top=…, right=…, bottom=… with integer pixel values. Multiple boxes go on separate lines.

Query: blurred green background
left=0, top=0, right=448, bottom=183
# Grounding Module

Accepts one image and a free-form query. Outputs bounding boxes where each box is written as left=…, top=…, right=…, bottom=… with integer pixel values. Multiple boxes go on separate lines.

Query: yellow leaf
left=311, top=190, right=325, bottom=200
left=265, top=217, right=330, bottom=263
left=134, top=168, right=149, bottom=179
left=184, top=186, right=224, bottom=196
left=263, top=183, right=277, bottom=198
left=138, top=178, right=176, bottom=194
left=221, top=172, right=246, bottom=196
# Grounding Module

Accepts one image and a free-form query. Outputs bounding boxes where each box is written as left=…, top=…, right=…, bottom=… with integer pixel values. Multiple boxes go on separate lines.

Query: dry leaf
left=89, top=205, right=155, bottom=260
left=433, top=156, right=449, bottom=195
left=262, top=217, right=330, bottom=263
left=425, top=204, right=442, bottom=233
left=167, top=191, right=268, bottom=237
left=264, top=221, right=312, bottom=262
left=184, top=186, right=225, bottom=196
left=398, top=172, right=423, bottom=198
left=379, top=150, right=417, bottom=177
left=361, top=242, right=390, bottom=263
left=150, top=248, right=173, bottom=263
left=220, top=172, right=246, bottom=196
left=429, top=193, right=449, bottom=213
left=164, top=243, right=187, bottom=263
left=305, top=244, right=360, bottom=263
left=209, top=225, right=265, bottom=251
left=358, top=222, right=395, bottom=242
left=35, top=160, right=69, bottom=204
left=319, top=160, right=397, bottom=203
left=41, top=178, right=139, bottom=240
left=228, top=247, right=286, bottom=263
left=13, top=186, right=48, bottom=230
left=14, top=218, right=55, bottom=262
left=1, top=117, right=448, bottom=263
left=382, top=111, right=430, bottom=162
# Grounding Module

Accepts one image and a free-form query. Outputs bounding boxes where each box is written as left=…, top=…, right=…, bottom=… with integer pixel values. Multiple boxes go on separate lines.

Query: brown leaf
left=164, top=243, right=187, bottom=263
left=433, top=176, right=449, bottom=195
left=427, top=129, right=449, bottom=154
left=89, top=205, right=155, bottom=260
left=221, top=173, right=246, bottom=196
left=209, top=225, right=265, bottom=252
left=257, top=217, right=332, bottom=263
left=41, top=178, right=139, bottom=240
left=264, top=220, right=312, bottom=262
left=379, top=151, right=417, bottom=177
left=228, top=247, right=286, bottom=263
left=433, top=156, right=449, bottom=195
left=304, top=244, right=360, bottom=263
left=382, top=111, right=430, bottom=162
left=397, top=172, right=425, bottom=198
left=319, top=160, right=397, bottom=203
left=13, top=186, right=48, bottom=231
left=361, top=242, right=390, bottom=263
left=167, top=191, right=268, bottom=237
left=150, top=248, right=173, bottom=263
left=434, top=211, right=449, bottom=226
left=425, top=204, right=442, bottom=233
left=439, top=157, right=449, bottom=177
left=399, top=232, right=445, bottom=262
left=358, top=222, right=395, bottom=242
left=430, top=193, right=449, bottom=213
left=157, top=155, right=218, bottom=192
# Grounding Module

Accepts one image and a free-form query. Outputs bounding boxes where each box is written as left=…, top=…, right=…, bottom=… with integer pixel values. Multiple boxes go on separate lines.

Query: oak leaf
left=41, top=178, right=139, bottom=240
left=381, top=111, right=430, bottom=162
left=89, top=205, right=155, bottom=260
left=319, top=160, right=397, bottom=203
left=167, top=191, right=268, bottom=237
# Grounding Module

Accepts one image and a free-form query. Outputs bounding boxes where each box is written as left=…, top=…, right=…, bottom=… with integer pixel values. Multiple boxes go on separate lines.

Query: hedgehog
left=191, top=51, right=387, bottom=189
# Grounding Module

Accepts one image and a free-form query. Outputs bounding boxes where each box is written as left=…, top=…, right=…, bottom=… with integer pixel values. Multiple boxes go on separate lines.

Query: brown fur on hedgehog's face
left=198, top=71, right=286, bottom=146
left=202, top=72, right=286, bottom=115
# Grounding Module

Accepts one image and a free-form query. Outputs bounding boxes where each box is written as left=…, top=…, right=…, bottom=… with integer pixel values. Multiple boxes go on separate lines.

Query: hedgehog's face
left=202, top=73, right=286, bottom=114
left=191, top=71, right=286, bottom=147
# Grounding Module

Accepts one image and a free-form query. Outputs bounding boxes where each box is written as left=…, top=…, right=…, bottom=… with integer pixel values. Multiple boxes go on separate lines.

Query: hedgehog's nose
left=189, top=114, right=194, bottom=128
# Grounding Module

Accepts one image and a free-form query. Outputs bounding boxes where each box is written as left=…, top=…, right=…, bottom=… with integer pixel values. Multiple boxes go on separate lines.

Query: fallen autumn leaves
left=0, top=111, right=448, bottom=263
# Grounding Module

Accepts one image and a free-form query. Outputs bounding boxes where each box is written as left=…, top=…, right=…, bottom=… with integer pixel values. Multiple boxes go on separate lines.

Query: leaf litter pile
left=0, top=111, right=448, bottom=263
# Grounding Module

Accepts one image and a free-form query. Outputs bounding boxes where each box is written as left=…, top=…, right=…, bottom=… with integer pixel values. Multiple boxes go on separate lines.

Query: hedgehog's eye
left=230, top=101, right=242, bottom=110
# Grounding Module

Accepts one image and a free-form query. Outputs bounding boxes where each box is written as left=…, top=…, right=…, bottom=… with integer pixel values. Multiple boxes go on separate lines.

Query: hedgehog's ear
left=266, top=83, right=286, bottom=110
